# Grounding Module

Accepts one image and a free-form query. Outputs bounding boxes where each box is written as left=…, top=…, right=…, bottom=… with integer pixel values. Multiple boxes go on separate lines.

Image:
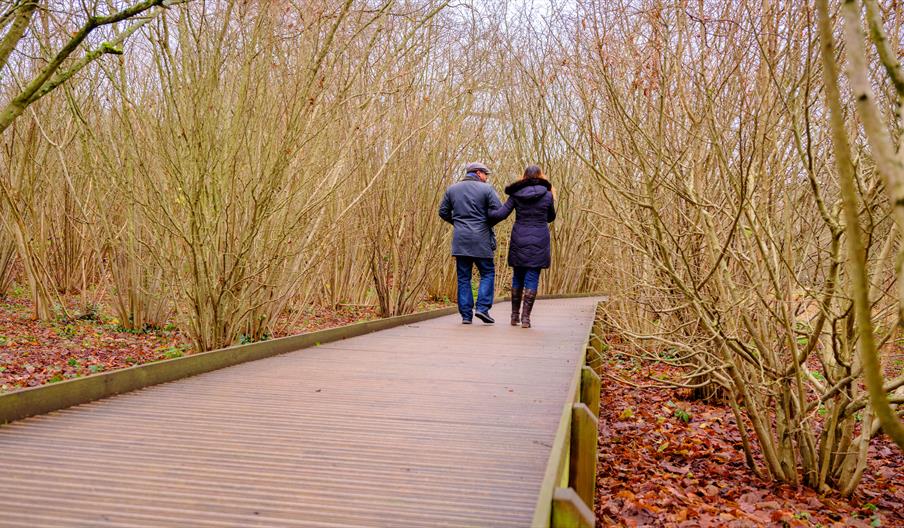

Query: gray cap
left=465, top=162, right=491, bottom=174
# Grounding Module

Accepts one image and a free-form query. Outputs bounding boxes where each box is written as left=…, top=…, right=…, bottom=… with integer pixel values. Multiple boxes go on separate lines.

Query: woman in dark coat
left=489, top=165, right=556, bottom=328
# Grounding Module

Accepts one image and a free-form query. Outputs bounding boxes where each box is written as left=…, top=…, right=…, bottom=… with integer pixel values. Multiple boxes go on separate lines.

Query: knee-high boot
left=511, top=288, right=523, bottom=326
left=521, top=289, right=537, bottom=328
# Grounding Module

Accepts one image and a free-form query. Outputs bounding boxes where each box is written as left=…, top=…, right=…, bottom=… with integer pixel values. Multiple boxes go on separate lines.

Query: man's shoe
left=474, top=311, right=495, bottom=324
left=521, top=290, right=537, bottom=328
left=462, top=319, right=473, bottom=325
left=511, top=287, right=523, bottom=326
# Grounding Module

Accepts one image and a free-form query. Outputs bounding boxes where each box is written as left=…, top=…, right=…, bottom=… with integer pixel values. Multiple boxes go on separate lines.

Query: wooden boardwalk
left=0, top=297, right=600, bottom=527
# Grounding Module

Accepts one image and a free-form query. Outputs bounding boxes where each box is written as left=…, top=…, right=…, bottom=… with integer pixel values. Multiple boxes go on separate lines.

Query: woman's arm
left=547, top=193, right=557, bottom=223
left=489, top=197, right=515, bottom=225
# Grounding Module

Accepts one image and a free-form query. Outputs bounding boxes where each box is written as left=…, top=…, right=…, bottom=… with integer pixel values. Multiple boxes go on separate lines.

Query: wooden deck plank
left=0, top=297, right=600, bottom=527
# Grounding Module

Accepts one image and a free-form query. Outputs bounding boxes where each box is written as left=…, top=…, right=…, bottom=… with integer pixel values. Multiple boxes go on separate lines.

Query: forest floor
left=594, top=340, right=904, bottom=528
left=0, top=290, right=447, bottom=392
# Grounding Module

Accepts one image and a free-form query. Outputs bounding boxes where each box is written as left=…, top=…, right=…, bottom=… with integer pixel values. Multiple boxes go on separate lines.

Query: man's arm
left=439, top=190, right=453, bottom=223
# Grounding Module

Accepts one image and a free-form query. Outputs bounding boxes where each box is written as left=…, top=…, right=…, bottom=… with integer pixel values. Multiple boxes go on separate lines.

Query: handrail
left=530, top=300, right=603, bottom=527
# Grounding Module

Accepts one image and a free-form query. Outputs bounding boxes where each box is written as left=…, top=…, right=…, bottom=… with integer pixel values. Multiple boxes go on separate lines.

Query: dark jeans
left=512, top=266, right=541, bottom=291
left=456, top=256, right=495, bottom=320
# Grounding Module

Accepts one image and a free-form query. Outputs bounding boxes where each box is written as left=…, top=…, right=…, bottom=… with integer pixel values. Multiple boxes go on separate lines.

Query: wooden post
left=580, top=366, right=601, bottom=418
left=551, top=487, right=595, bottom=527
left=569, top=403, right=598, bottom=509
left=585, top=345, right=603, bottom=372
left=589, top=308, right=605, bottom=355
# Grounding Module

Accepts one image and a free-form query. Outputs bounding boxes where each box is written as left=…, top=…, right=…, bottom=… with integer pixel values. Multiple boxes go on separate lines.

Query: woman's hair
left=523, top=164, right=556, bottom=200
left=522, top=165, right=545, bottom=180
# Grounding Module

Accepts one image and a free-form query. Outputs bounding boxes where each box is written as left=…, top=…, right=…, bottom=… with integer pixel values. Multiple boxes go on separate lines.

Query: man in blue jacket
left=439, top=162, right=503, bottom=324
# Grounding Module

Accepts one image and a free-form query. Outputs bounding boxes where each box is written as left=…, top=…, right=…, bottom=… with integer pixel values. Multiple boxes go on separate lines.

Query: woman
left=489, top=165, right=556, bottom=328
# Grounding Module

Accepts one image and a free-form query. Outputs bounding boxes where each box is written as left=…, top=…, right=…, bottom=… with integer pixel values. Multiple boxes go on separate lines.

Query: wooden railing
left=531, top=301, right=604, bottom=528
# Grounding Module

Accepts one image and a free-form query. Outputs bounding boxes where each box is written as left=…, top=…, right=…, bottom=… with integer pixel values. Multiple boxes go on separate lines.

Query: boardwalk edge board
left=532, top=300, right=604, bottom=528
left=0, top=292, right=603, bottom=425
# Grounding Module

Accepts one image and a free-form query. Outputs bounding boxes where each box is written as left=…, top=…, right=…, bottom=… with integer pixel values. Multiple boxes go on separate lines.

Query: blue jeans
left=456, top=256, right=495, bottom=320
left=512, top=267, right=541, bottom=291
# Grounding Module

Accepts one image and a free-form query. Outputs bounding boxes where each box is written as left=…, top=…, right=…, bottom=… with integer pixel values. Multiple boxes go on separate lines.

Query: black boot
left=521, top=289, right=537, bottom=328
left=511, top=288, right=523, bottom=326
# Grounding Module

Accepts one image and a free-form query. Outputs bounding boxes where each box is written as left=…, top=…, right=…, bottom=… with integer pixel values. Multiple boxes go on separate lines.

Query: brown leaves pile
left=595, top=353, right=903, bottom=527
left=0, top=298, right=188, bottom=392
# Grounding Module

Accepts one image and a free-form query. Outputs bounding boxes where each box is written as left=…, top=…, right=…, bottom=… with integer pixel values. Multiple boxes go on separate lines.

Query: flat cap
left=465, top=162, right=491, bottom=174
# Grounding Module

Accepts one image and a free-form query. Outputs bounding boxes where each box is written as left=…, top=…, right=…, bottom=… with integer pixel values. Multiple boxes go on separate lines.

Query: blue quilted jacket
left=489, top=178, right=556, bottom=268
left=438, top=174, right=503, bottom=258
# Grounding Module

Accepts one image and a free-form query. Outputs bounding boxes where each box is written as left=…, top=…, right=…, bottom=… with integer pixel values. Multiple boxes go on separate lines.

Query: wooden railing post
left=580, top=366, right=601, bottom=418
left=589, top=307, right=605, bottom=355
left=551, top=487, right=595, bottom=527
left=569, top=403, right=598, bottom=509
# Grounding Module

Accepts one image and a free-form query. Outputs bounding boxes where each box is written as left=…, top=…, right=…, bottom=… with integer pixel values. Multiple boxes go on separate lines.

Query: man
left=439, top=162, right=503, bottom=324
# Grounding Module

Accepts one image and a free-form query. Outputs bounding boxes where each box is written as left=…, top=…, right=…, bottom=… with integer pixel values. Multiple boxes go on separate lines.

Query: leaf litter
left=595, top=347, right=903, bottom=527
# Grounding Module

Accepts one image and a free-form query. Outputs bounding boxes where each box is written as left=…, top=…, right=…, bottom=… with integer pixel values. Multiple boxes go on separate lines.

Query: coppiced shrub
left=517, top=0, right=904, bottom=494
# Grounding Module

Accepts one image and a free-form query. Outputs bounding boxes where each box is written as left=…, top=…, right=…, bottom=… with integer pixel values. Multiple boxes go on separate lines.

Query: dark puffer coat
left=489, top=178, right=556, bottom=268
